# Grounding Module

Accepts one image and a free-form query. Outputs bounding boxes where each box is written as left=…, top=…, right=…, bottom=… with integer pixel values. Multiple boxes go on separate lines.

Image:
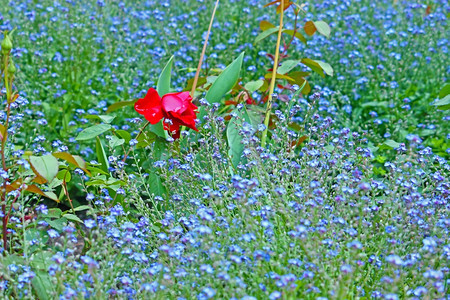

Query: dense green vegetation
left=0, top=0, right=448, bottom=299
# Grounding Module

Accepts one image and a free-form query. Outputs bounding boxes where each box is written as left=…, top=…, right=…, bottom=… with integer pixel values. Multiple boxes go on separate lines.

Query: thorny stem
left=190, top=0, right=220, bottom=98
left=261, top=0, right=285, bottom=148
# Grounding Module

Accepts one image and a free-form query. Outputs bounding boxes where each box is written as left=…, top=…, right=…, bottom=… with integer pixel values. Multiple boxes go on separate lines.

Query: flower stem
left=190, top=0, right=220, bottom=98
left=1, top=49, right=12, bottom=252
left=122, top=121, right=150, bottom=164
left=261, top=0, right=285, bottom=148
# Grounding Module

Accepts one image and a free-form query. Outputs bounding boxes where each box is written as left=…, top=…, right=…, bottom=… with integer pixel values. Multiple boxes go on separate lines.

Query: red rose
left=134, top=88, right=198, bottom=139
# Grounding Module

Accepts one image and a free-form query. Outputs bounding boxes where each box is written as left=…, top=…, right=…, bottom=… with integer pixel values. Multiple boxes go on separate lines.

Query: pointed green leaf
left=283, top=29, right=307, bottom=44
left=30, top=155, right=59, bottom=183
left=150, top=121, right=167, bottom=139
left=205, top=52, right=244, bottom=106
left=63, top=213, right=83, bottom=223
left=301, top=58, right=333, bottom=77
left=108, top=135, right=125, bottom=148
left=73, top=205, right=92, bottom=212
left=278, top=59, right=301, bottom=75
left=148, top=171, right=166, bottom=197
left=226, top=106, right=259, bottom=168
left=255, top=27, right=279, bottom=43
left=76, top=124, right=112, bottom=141
left=96, top=137, right=110, bottom=173
left=245, top=80, right=264, bottom=93
left=98, top=115, right=116, bottom=124
left=433, top=94, right=450, bottom=110
left=52, top=152, right=89, bottom=175
left=260, top=20, right=276, bottom=31
left=313, top=21, right=331, bottom=38
left=157, top=55, right=174, bottom=96
left=439, top=83, right=450, bottom=99
left=379, top=140, right=401, bottom=150
left=115, top=130, right=132, bottom=144
left=32, top=271, right=54, bottom=300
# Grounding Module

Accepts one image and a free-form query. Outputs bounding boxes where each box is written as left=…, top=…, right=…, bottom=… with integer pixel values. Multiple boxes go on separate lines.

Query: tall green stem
left=1, top=51, right=11, bottom=252
left=261, top=0, right=285, bottom=148
left=190, top=0, right=220, bottom=98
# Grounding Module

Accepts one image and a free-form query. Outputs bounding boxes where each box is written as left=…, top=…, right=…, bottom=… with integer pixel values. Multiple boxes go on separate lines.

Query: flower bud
left=1, top=33, right=13, bottom=54
left=7, top=59, right=16, bottom=74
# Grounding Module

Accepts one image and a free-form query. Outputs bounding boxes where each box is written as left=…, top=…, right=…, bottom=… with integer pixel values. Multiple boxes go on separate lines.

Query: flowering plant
left=134, top=88, right=198, bottom=139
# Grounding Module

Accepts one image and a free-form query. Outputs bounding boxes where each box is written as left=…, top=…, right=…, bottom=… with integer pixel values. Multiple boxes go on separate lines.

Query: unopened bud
left=1, top=33, right=13, bottom=54
left=7, top=59, right=16, bottom=74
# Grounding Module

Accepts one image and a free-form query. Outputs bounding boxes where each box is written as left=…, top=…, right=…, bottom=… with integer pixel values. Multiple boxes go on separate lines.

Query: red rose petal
left=161, top=93, right=188, bottom=113
left=134, top=88, right=164, bottom=124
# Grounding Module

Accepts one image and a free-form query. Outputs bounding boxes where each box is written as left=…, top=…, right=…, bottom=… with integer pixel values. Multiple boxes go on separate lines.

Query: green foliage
left=29, top=155, right=59, bottom=183
left=227, top=108, right=251, bottom=168
left=95, top=137, right=110, bottom=174
left=205, top=52, right=245, bottom=105
left=255, top=26, right=280, bottom=43
left=0, top=0, right=448, bottom=298
left=75, top=124, right=112, bottom=141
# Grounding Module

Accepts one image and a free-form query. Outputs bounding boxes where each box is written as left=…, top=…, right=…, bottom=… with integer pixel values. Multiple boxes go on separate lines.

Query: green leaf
left=76, top=124, right=112, bottom=141
left=244, top=80, right=264, bottom=93
left=106, top=100, right=136, bottom=114
left=361, top=101, right=389, bottom=108
left=30, top=155, right=59, bottom=183
left=433, top=94, right=450, bottom=110
left=439, top=83, right=450, bottom=99
left=277, top=59, right=301, bottom=75
left=157, top=55, right=174, bottom=96
left=96, top=137, right=110, bottom=173
left=205, top=52, right=244, bottom=106
left=86, top=166, right=109, bottom=176
left=150, top=121, right=167, bottom=139
left=255, top=27, right=279, bottom=43
left=108, top=135, right=125, bottom=148
left=227, top=107, right=255, bottom=168
left=301, top=58, right=333, bottom=77
left=98, top=114, right=116, bottom=124
left=46, top=208, right=62, bottom=219
left=379, top=139, right=401, bottom=150
left=52, top=152, right=89, bottom=175
left=30, top=252, right=54, bottom=271
left=57, top=170, right=71, bottom=182
left=148, top=171, right=165, bottom=197
left=73, top=205, right=92, bottom=212
left=45, top=217, right=67, bottom=231
left=153, top=139, right=168, bottom=161
left=32, top=271, right=54, bottom=300
left=283, top=30, right=307, bottom=44
left=260, top=20, right=276, bottom=31
left=115, top=130, right=132, bottom=144
left=313, top=21, right=331, bottom=38
left=136, top=131, right=157, bottom=148
left=63, top=213, right=83, bottom=223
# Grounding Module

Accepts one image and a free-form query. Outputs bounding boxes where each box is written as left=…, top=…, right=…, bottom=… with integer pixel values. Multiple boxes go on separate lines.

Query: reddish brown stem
left=283, top=11, right=299, bottom=57
left=62, top=177, right=75, bottom=213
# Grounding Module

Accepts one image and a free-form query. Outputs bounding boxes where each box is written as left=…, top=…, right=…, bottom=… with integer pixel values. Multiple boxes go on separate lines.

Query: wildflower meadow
left=0, top=0, right=448, bottom=299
